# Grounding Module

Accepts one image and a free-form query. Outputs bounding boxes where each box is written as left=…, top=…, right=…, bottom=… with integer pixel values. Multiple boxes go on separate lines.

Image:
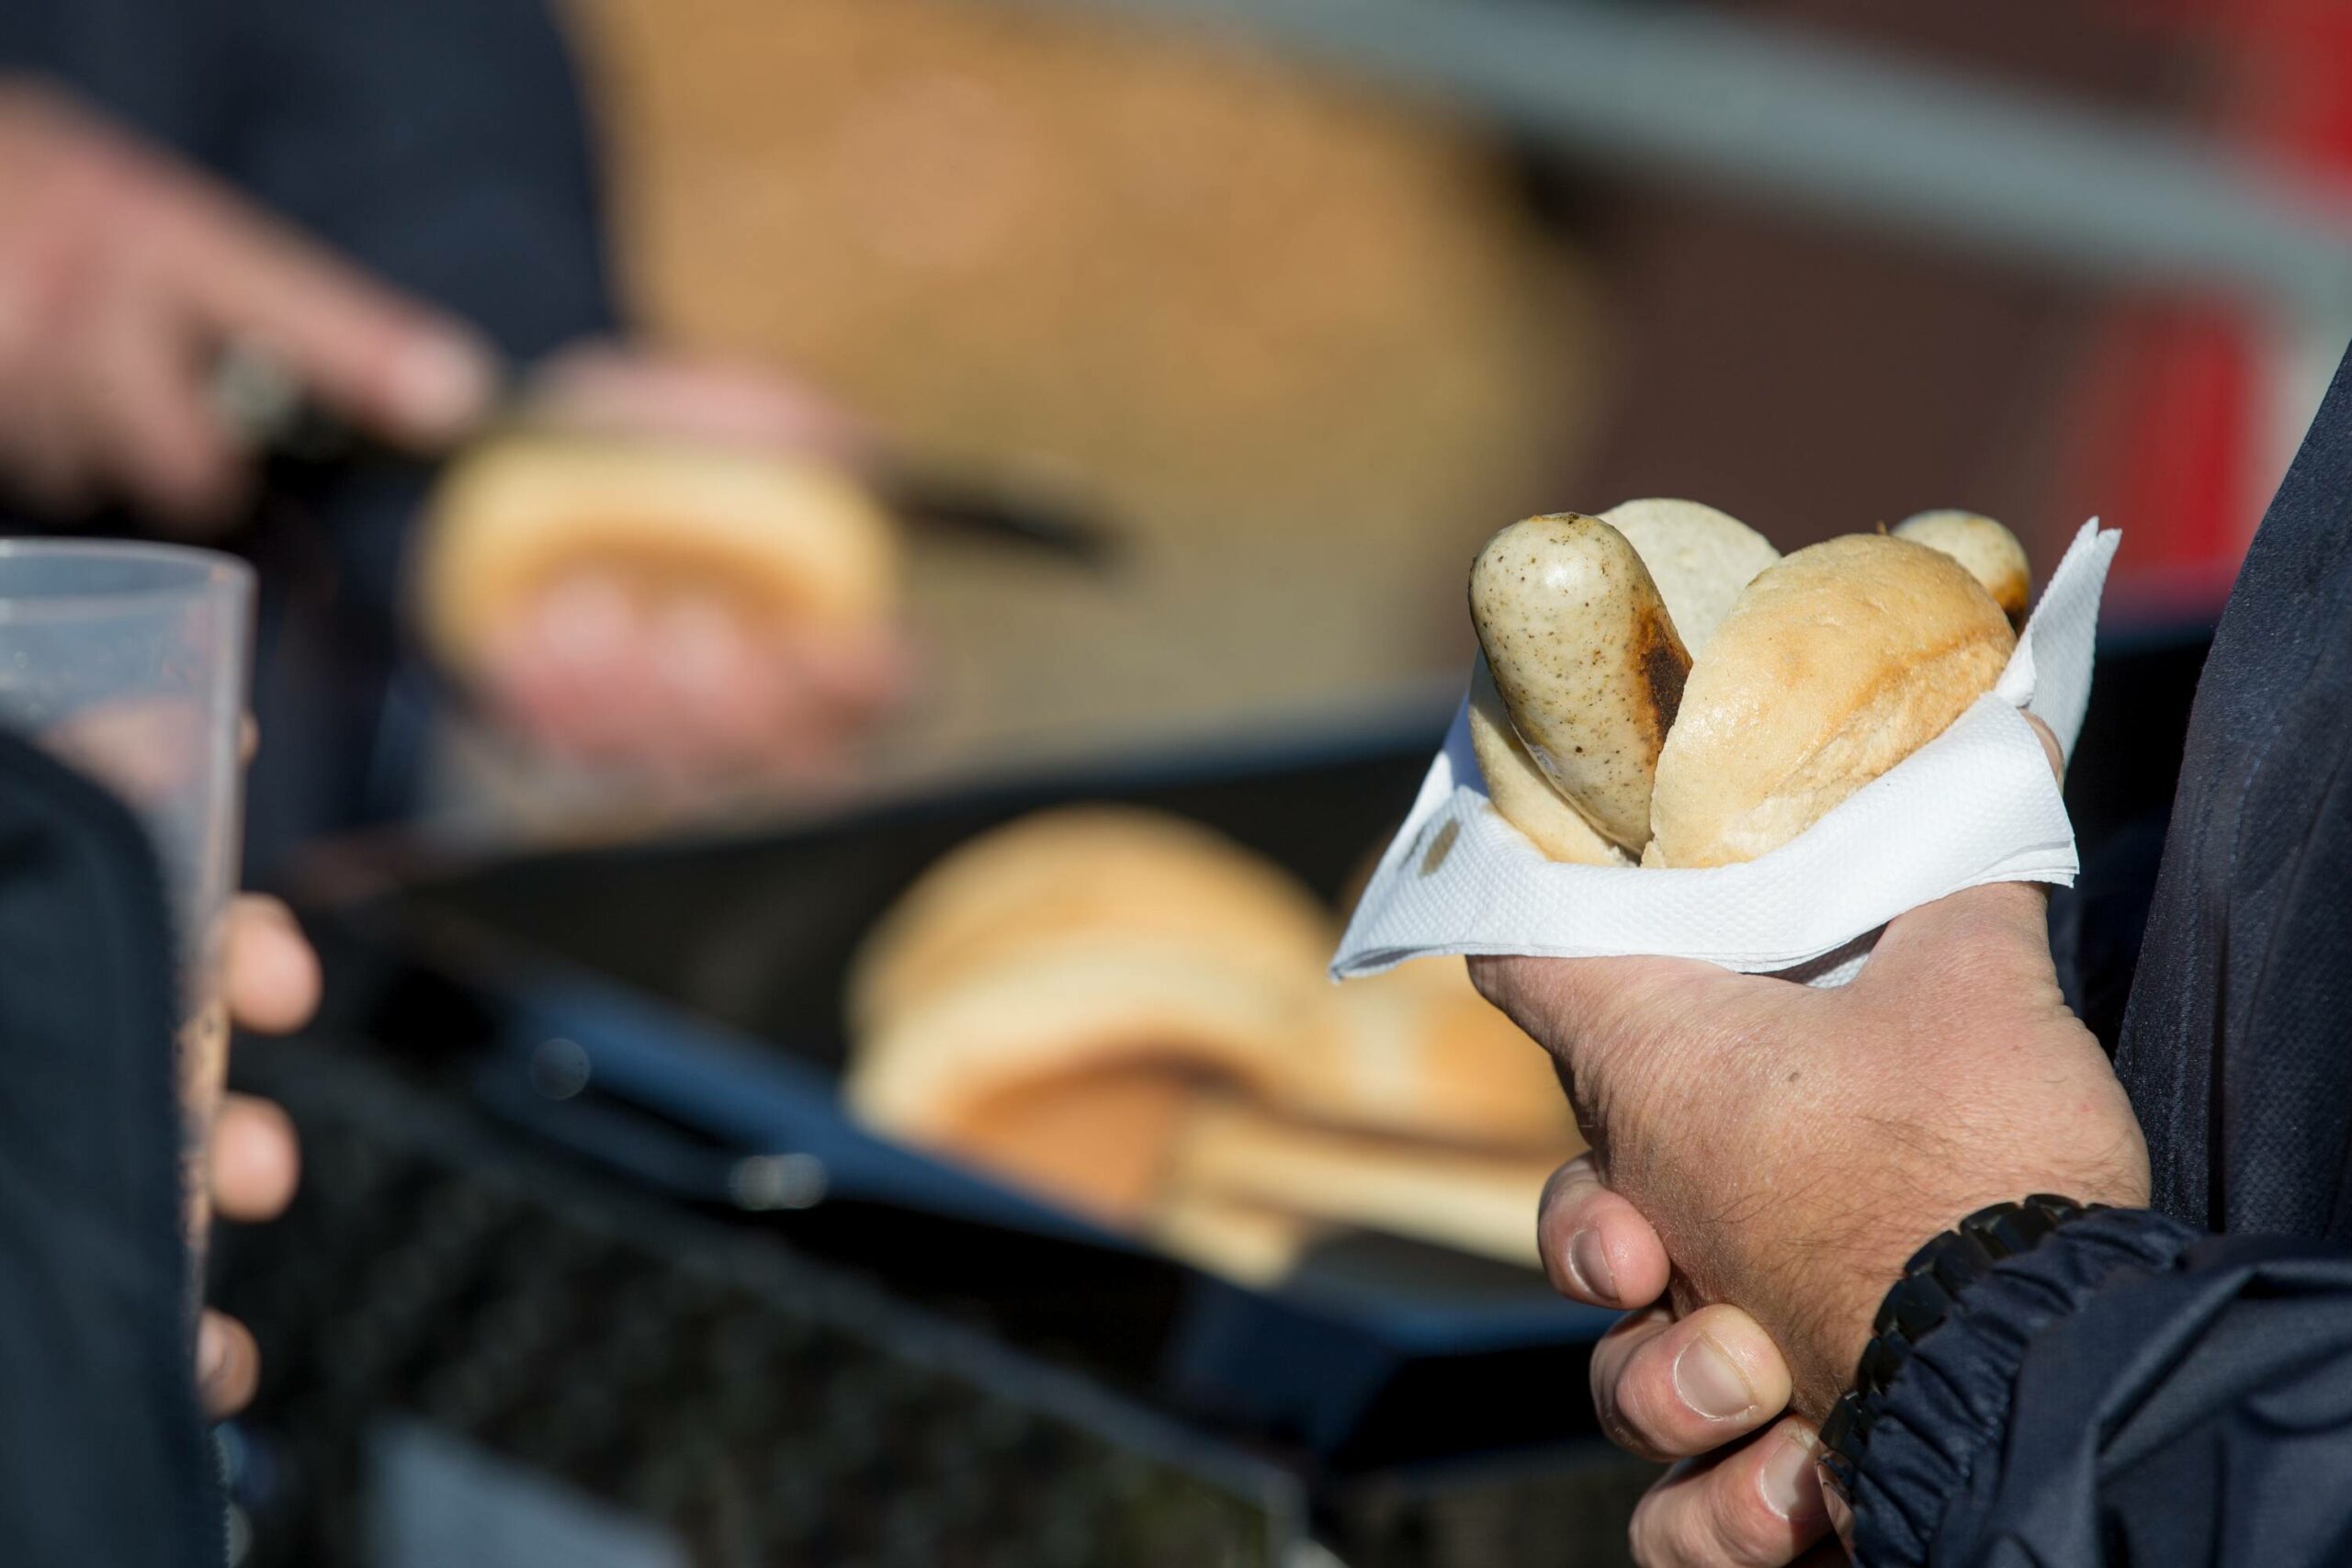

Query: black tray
left=300, top=715, right=1615, bottom=1477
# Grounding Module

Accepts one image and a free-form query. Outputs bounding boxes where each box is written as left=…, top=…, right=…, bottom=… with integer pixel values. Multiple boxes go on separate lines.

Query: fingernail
left=197, top=1315, right=229, bottom=1387
left=1566, top=1228, right=1618, bottom=1303
left=393, top=332, right=495, bottom=437
left=1760, top=1427, right=1826, bottom=1522
left=1672, top=1333, right=1757, bottom=1421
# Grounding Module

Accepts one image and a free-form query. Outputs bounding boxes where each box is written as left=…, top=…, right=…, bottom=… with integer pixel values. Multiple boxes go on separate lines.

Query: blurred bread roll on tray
left=844, top=807, right=1578, bottom=1280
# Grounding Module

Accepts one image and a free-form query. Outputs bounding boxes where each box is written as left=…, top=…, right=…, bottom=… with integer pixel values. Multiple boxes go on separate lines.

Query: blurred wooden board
left=554, top=0, right=1599, bottom=792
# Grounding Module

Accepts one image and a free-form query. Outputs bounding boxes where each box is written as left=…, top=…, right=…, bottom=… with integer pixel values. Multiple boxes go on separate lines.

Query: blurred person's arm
left=0, top=78, right=493, bottom=525
left=3, top=0, right=903, bottom=802
left=166, top=0, right=909, bottom=779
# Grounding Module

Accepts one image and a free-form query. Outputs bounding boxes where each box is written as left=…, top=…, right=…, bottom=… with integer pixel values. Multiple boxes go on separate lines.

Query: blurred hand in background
left=0, top=78, right=907, bottom=786
left=471, top=341, right=912, bottom=782
left=0, top=79, right=495, bottom=527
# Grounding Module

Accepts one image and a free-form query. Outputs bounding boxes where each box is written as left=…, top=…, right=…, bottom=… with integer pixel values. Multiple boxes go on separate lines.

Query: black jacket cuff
left=1852, top=1207, right=2202, bottom=1565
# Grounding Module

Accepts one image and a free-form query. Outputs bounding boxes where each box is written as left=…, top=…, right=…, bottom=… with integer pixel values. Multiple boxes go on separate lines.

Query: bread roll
left=846, top=805, right=1582, bottom=1253
left=1893, top=511, right=2031, bottom=629
left=844, top=807, right=1344, bottom=1223
left=1650, top=535, right=2015, bottom=867
left=1150, top=1190, right=1323, bottom=1285
left=1601, top=498, right=1781, bottom=659
left=1165, top=1099, right=1563, bottom=1269
left=1317, top=955, right=1577, bottom=1147
left=846, top=806, right=1334, bottom=1034
left=844, top=940, right=1327, bottom=1222
left=1469, top=513, right=1690, bottom=852
left=418, top=433, right=899, bottom=675
left=1465, top=655, right=1629, bottom=866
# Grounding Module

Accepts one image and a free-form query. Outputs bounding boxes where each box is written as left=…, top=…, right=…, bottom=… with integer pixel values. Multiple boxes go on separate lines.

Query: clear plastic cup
left=0, top=540, right=254, bottom=1235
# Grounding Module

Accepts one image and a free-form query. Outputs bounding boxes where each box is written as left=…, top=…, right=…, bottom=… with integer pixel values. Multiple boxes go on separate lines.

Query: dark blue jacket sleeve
left=1854, top=1208, right=2352, bottom=1565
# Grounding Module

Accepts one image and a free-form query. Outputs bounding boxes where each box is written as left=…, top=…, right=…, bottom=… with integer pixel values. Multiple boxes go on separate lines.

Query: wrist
left=1800, top=1160, right=2151, bottom=1415
left=1815, top=1195, right=2110, bottom=1499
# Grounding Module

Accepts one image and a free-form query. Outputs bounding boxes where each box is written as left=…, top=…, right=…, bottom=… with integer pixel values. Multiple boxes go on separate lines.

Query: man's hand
left=469, top=343, right=910, bottom=778
left=1540, top=1153, right=1838, bottom=1567
left=1479, top=878, right=2150, bottom=1421
left=196, top=895, right=320, bottom=1418
left=0, top=79, right=493, bottom=525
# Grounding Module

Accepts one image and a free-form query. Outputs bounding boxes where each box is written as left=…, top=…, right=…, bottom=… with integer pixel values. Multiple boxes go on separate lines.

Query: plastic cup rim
left=0, top=538, right=254, bottom=622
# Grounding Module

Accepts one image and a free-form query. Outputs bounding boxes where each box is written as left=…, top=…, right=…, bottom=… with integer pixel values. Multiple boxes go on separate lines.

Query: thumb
left=1861, top=877, right=2056, bottom=987
left=2022, top=710, right=2065, bottom=783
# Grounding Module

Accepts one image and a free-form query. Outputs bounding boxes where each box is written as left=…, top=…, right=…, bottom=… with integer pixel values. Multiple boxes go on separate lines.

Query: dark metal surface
left=294, top=721, right=1618, bottom=1466
left=219, top=719, right=1658, bottom=1564
left=216, top=1043, right=1309, bottom=1568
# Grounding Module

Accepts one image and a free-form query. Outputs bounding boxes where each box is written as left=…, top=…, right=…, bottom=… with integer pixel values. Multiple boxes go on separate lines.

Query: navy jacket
left=0, top=735, right=220, bottom=1565
left=1855, top=344, right=2352, bottom=1563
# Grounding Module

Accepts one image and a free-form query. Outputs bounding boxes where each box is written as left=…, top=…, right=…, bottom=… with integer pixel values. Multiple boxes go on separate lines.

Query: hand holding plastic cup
left=0, top=539, right=254, bottom=1246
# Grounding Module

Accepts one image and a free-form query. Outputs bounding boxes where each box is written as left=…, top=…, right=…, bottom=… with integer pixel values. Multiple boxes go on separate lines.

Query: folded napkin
left=1333, top=522, right=2120, bottom=987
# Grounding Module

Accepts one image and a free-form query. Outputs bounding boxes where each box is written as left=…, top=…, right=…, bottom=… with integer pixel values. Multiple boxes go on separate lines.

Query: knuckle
left=1465, top=954, right=1523, bottom=1014
left=1592, top=1363, right=1669, bottom=1461
left=1628, top=1482, right=1711, bottom=1568
left=1594, top=1393, right=1649, bottom=1460
left=1627, top=1486, right=1677, bottom=1568
left=1706, top=1477, right=1792, bottom=1568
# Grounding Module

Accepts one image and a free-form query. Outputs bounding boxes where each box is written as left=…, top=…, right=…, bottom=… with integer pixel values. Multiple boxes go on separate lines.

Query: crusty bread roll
left=417, top=433, right=900, bottom=675
left=1893, top=510, right=2031, bottom=629
left=1601, top=498, right=1781, bottom=659
left=1650, top=535, right=2015, bottom=867
left=844, top=806, right=1581, bottom=1255
left=1469, top=513, right=1689, bottom=852
left=1164, top=1099, right=1561, bottom=1269
left=1150, top=1190, right=1324, bottom=1286
left=846, top=806, right=1335, bottom=1035
left=1317, top=955, right=1576, bottom=1148
left=844, top=940, right=1328, bottom=1222
left=1465, top=655, right=1629, bottom=866
left=843, top=807, right=1345, bottom=1224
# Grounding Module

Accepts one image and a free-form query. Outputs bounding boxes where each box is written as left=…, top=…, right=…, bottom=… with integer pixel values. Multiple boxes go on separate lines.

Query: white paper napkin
left=1332, top=522, right=2120, bottom=987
